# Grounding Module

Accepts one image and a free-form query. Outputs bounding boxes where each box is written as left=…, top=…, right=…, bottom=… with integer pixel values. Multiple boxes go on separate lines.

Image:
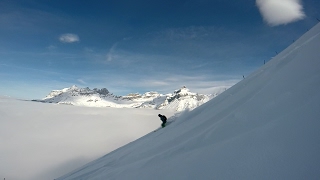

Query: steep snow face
left=57, top=23, right=320, bottom=180
left=38, top=86, right=226, bottom=111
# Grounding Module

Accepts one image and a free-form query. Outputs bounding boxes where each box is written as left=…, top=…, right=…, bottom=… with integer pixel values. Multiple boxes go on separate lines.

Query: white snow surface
left=38, top=86, right=225, bottom=112
left=56, top=23, right=320, bottom=180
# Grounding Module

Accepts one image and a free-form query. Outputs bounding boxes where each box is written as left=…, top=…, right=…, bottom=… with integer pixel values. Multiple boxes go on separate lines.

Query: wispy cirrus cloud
left=160, top=75, right=238, bottom=94
left=256, top=0, right=305, bottom=26
left=77, top=79, right=87, bottom=84
left=106, top=73, right=240, bottom=95
left=59, top=33, right=80, bottom=43
left=106, top=43, right=119, bottom=61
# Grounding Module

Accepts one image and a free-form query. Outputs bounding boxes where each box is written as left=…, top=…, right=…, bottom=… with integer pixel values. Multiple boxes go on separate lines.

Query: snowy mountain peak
left=173, top=86, right=191, bottom=95
left=158, top=86, right=213, bottom=111
left=44, top=86, right=110, bottom=100
left=69, top=85, right=78, bottom=90
left=37, top=86, right=227, bottom=111
left=123, top=91, right=161, bottom=101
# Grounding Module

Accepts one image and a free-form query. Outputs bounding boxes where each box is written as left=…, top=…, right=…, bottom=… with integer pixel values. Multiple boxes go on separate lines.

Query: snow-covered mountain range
left=35, top=86, right=227, bottom=111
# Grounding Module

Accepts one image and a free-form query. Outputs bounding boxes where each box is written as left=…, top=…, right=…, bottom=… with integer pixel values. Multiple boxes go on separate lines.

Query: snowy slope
left=57, top=23, right=320, bottom=180
left=37, top=86, right=225, bottom=111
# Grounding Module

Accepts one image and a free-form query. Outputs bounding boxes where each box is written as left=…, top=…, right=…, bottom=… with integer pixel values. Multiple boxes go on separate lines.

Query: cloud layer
left=0, top=97, right=175, bottom=180
left=256, top=0, right=305, bottom=26
left=59, top=33, right=80, bottom=43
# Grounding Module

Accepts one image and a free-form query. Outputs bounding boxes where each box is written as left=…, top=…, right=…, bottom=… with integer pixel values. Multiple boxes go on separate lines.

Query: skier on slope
left=158, top=114, right=167, bottom=128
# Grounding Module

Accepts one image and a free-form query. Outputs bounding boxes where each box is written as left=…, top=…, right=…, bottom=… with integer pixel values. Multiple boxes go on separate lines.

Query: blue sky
left=0, top=0, right=319, bottom=99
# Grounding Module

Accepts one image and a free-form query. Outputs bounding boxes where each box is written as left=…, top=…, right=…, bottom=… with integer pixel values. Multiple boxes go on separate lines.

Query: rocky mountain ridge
left=35, top=85, right=227, bottom=111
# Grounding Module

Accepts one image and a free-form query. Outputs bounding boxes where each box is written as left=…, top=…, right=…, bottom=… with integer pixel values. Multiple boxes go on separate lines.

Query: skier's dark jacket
left=158, top=114, right=167, bottom=123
